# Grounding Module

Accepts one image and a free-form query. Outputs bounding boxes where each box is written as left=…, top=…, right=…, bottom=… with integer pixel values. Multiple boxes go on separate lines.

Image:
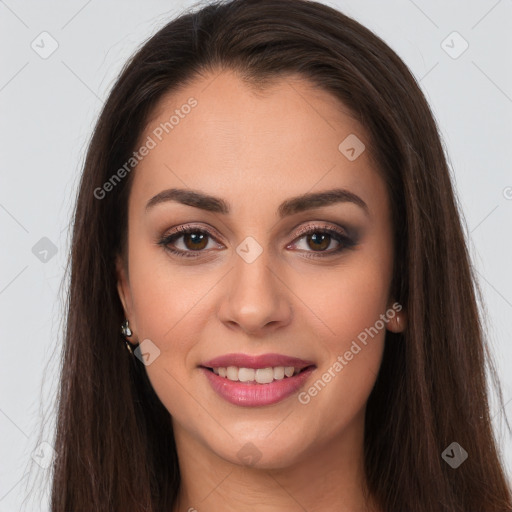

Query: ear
left=116, top=254, right=137, bottom=334
left=385, top=300, right=407, bottom=333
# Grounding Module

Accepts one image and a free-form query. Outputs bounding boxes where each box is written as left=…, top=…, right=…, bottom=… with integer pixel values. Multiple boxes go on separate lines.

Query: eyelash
left=157, top=223, right=355, bottom=259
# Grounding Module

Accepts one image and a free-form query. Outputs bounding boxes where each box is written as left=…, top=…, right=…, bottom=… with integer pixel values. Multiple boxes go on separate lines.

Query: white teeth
left=273, top=366, right=285, bottom=380
left=210, top=365, right=307, bottom=383
left=284, top=366, right=295, bottom=377
left=255, top=367, right=274, bottom=384
left=238, top=368, right=255, bottom=382
left=226, top=366, right=238, bottom=381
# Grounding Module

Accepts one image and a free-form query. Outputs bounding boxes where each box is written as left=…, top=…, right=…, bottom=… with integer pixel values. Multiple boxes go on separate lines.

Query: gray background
left=1, top=0, right=511, bottom=510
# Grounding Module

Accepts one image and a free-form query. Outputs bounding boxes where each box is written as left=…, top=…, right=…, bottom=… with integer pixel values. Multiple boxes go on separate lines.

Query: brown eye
left=158, top=227, right=220, bottom=258
left=182, top=232, right=208, bottom=251
left=292, top=229, right=343, bottom=253
left=289, top=225, right=355, bottom=257
left=305, top=232, right=332, bottom=251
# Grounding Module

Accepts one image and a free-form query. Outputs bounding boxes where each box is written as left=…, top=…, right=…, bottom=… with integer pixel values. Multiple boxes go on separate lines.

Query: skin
left=116, top=69, right=406, bottom=512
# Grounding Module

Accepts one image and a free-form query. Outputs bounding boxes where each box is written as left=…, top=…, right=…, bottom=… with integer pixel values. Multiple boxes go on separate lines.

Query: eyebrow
left=145, top=187, right=369, bottom=218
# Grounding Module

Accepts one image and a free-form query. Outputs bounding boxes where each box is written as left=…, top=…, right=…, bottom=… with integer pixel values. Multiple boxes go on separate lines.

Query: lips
left=201, top=352, right=315, bottom=370
left=199, top=353, right=317, bottom=406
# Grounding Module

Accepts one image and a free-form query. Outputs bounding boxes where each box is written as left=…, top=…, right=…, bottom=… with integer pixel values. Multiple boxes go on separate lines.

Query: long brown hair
left=48, top=0, right=512, bottom=510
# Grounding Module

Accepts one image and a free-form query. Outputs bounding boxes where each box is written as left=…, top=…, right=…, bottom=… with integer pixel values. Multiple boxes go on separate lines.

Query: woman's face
left=117, top=70, right=403, bottom=469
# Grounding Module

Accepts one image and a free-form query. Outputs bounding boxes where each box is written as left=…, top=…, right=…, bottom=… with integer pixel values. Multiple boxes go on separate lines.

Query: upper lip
left=201, top=353, right=316, bottom=370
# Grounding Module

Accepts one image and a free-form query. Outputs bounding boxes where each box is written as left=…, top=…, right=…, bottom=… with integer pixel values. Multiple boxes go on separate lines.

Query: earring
left=121, top=320, right=133, bottom=337
left=120, top=320, right=136, bottom=355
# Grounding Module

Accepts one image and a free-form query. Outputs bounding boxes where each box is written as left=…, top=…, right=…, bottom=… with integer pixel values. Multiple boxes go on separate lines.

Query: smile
left=199, top=352, right=317, bottom=406
left=206, top=365, right=308, bottom=384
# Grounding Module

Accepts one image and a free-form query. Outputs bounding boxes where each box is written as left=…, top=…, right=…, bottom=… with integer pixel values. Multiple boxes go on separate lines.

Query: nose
left=217, top=248, right=293, bottom=336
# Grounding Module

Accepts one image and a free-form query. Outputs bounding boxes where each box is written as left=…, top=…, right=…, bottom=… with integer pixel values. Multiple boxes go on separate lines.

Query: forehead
left=129, top=69, right=386, bottom=218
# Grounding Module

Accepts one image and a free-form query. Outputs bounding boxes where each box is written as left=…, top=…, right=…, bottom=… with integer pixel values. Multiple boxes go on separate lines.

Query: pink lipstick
left=200, top=353, right=316, bottom=407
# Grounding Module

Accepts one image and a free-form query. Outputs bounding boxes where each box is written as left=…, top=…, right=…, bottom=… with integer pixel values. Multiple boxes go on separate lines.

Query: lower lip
left=200, top=366, right=316, bottom=407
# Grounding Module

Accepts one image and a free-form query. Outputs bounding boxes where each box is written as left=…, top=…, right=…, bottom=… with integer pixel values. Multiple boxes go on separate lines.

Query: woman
left=50, top=0, right=512, bottom=510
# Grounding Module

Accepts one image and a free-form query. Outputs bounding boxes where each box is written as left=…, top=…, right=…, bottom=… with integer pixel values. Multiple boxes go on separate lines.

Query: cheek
left=127, top=249, right=214, bottom=420
left=295, top=262, right=388, bottom=386
left=291, top=248, right=392, bottom=343
left=291, top=248, right=391, bottom=423
left=125, top=244, right=214, bottom=391
left=128, top=242, right=214, bottom=341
